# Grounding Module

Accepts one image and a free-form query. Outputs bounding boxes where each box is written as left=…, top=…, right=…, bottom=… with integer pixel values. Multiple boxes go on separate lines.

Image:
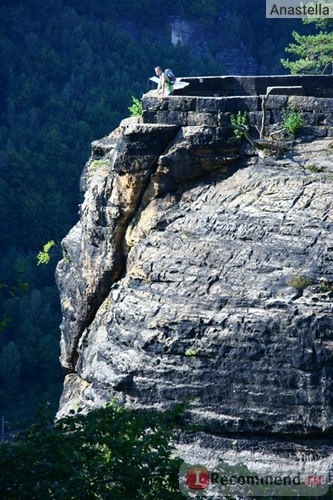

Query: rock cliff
left=56, top=78, right=333, bottom=480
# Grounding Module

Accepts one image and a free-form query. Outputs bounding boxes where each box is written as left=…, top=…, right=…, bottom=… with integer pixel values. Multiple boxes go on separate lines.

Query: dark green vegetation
left=281, top=106, right=304, bottom=136
left=0, top=0, right=226, bottom=429
left=0, top=401, right=183, bottom=499
left=0, top=0, right=317, bottom=428
left=282, top=17, right=333, bottom=74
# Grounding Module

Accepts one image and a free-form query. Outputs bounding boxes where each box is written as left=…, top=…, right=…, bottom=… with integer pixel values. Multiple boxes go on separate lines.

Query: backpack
left=164, top=68, right=176, bottom=84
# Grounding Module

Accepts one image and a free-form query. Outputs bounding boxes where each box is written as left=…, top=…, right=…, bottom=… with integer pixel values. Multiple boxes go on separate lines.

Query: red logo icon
left=186, top=466, right=210, bottom=490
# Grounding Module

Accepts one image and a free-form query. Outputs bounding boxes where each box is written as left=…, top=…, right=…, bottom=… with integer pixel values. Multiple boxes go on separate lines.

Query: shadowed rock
left=56, top=84, right=333, bottom=478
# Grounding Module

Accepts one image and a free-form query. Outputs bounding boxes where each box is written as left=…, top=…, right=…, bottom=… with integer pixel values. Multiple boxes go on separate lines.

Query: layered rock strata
left=56, top=87, right=333, bottom=478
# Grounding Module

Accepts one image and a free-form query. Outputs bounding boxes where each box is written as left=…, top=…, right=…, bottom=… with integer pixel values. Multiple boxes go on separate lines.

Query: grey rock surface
left=56, top=101, right=333, bottom=474
left=56, top=118, right=179, bottom=370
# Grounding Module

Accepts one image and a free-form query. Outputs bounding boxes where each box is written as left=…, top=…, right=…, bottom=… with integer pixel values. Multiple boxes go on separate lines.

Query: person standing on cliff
left=154, top=66, right=174, bottom=96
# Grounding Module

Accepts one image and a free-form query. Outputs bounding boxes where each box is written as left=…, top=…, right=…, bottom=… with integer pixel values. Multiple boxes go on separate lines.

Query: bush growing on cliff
left=36, top=240, right=56, bottom=265
left=281, top=107, right=304, bottom=136
left=230, top=111, right=248, bottom=139
left=128, top=96, right=143, bottom=117
left=0, top=401, right=183, bottom=499
left=287, top=274, right=313, bottom=290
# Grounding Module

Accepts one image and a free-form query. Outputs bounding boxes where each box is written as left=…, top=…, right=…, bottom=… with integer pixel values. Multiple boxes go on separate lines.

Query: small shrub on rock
left=282, top=107, right=304, bottom=136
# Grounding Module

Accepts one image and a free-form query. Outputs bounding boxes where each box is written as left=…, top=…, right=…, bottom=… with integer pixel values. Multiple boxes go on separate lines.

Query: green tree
left=190, top=0, right=217, bottom=19
left=281, top=17, right=333, bottom=74
left=0, top=341, right=21, bottom=394
left=0, top=402, right=183, bottom=499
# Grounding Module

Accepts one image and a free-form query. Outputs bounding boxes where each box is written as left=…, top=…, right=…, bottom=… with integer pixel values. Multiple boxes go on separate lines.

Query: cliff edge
left=56, top=77, right=333, bottom=477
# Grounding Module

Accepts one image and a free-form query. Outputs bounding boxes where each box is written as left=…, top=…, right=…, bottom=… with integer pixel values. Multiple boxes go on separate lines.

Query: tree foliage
left=0, top=402, right=183, bottom=499
left=281, top=15, right=333, bottom=74
left=281, top=31, right=333, bottom=74
left=36, top=240, right=56, bottom=265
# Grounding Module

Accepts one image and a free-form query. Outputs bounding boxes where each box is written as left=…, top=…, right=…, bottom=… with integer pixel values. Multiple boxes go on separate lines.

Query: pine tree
left=281, top=18, right=333, bottom=74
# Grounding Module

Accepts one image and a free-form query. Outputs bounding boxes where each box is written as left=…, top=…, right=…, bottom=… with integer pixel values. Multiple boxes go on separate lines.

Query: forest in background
left=0, top=0, right=311, bottom=429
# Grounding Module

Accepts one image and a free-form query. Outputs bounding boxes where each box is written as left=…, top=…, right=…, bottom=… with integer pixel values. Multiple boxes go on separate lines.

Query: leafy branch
left=36, top=240, right=56, bottom=265
left=128, top=96, right=142, bottom=117
left=281, top=30, right=333, bottom=74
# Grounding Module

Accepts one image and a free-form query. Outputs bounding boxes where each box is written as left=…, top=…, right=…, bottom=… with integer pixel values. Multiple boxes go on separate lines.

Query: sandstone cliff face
left=56, top=90, right=333, bottom=473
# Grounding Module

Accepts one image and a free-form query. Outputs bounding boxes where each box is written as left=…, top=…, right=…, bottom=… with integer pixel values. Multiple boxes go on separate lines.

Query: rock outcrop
left=56, top=78, right=333, bottom=482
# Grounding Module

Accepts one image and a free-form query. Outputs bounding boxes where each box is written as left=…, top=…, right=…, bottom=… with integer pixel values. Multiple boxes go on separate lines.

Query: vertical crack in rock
left=56, top=82, right=333, bottom=476
left=56, top=118, right=244, bottom=373
left=57, top=133, right=333, bottom=437
left=56, top=119, right=181, bottom=371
